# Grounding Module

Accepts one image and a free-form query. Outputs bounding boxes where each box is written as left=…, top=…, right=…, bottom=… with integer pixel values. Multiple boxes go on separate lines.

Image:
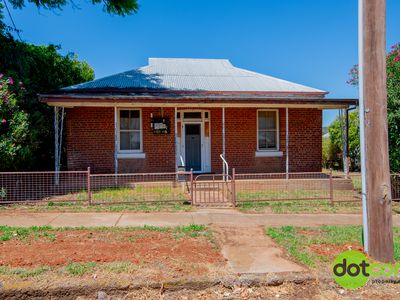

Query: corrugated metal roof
left=62, top=58, right=326, bottom=94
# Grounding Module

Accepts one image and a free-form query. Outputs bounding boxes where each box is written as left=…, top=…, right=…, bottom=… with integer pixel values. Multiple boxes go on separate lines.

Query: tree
left=337, top=43, right=400, bottom=172
left=0, top=34, right=94, bottom=170
left=328, top=110, right=360, bottom=171
left=0, top=0, right=139, bottom=33
left=0, top=0, right=139, bottom=171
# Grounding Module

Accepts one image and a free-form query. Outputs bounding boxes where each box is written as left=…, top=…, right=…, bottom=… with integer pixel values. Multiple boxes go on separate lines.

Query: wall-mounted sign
left=151, top=117, right=170, bottom=134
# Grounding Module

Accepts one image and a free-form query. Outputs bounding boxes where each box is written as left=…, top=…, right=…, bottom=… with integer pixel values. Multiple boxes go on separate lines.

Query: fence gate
left=192, top=174, right=235, bottom=206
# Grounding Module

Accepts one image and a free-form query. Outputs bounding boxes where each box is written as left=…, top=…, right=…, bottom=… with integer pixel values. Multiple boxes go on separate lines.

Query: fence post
left=232, top=168, right=236, bottom=206
left=190, top=168, right=194, bottom=205
left=87, top=167, right=92, bottom=205
left=329, top=168, right=334, bottom=206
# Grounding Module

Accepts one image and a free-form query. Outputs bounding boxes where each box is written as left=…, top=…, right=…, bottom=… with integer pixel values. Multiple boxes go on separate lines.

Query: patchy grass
left=266, top=226, right=400, bottom=268
left=80, top=186, right=188, bottom=202
left=237, top=200, right=361, bottom=214
left=0, top=201, right=192, bottom=213
left=65, top=262, right=97, bottom=276
left=237, top=190, right=330, bottom=201
left=237, top=188, right=361, bottom=205
left=0, top=224, right=209, bottom=241
left=0, top=266, right=51, bottom=278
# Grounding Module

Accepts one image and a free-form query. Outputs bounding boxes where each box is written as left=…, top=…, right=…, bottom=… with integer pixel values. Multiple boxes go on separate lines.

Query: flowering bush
left=0, top=74, right=30, bottom=170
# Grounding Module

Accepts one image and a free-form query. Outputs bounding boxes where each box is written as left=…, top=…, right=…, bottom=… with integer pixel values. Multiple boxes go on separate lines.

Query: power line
left=2, top=0, right=22, bottom=41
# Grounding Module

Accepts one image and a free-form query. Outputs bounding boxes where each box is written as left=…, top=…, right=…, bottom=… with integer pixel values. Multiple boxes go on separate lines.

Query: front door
left=185, top=124, right=202, bottom=171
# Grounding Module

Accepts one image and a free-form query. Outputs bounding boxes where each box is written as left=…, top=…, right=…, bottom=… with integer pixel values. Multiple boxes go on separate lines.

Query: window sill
left=117, top=152, right=146, bottom=159
left=255, top=151, right=283, bottom=158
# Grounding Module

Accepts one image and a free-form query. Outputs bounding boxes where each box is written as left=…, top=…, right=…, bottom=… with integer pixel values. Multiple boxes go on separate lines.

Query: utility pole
left=359, top=0, right=394, bottom=262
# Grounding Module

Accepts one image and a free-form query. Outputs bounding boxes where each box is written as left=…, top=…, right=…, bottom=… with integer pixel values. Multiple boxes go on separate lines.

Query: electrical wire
left=2, top=0, right=22, bottom=41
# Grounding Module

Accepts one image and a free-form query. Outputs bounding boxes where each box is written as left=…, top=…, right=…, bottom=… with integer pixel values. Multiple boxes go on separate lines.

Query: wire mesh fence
left=89, top=172, right=192, bottom=204
left=0, top=169, right=399, bottom=206
left=235, top=172, right=333, bottom=203
left=391, top=174, right=400, bottom=201
left=0, top=171, right=89, bottom=204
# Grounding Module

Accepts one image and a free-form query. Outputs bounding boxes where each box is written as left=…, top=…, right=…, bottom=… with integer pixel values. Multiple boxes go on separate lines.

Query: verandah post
left=329, top=168, right=334, bottom=206
left=87, top=167, right=92, bottom=205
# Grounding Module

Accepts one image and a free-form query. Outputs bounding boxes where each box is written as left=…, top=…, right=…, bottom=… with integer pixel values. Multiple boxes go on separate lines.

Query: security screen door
left=184, top=124, right=202, bottom=171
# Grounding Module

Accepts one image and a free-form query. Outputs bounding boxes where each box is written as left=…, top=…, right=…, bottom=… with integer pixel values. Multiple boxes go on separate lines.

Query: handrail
left=220, top=153, right=229, bottom=181
left=179, top=155, right=185, bottom=167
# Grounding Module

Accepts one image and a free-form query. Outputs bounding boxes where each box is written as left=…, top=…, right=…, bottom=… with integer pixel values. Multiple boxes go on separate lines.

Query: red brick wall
left=66, top=106, right=322, bottom=174
left=66, top=107, right=114, bottom=173
left=288, top=108, right=322, bottom=172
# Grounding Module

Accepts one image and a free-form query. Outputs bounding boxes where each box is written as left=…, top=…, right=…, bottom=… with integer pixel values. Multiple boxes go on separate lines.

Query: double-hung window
left=257, top=110, right=279, bottom=151
left=118, top=109, right=142, bottom=152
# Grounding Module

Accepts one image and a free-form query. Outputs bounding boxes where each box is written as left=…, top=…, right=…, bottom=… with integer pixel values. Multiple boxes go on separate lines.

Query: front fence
left=0, top=171, right=88, bottom=203
left=0, top=168, right=399, bottom=205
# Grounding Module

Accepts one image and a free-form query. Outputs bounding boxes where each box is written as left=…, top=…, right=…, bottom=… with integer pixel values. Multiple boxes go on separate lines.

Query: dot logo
left=332, top=250, right=370, bottom=289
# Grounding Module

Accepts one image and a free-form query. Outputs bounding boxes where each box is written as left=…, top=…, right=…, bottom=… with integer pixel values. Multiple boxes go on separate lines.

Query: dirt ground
left=78, top=281, right=400, bottom=300
left=0, top=229, right=220, bottom=268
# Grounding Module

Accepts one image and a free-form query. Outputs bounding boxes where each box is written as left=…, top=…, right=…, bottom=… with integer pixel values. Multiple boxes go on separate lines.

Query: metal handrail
left=179, top=155, right=185, bottom=167
left=220, top=153, right=229, bottom=181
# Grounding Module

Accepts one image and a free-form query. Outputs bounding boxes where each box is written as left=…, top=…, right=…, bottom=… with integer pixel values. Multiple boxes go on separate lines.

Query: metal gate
left=192, top=174, right=235, bottom=206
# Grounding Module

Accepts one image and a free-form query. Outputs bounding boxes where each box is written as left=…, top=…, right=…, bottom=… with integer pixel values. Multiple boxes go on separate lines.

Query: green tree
left=328, top=110, right=360, bottom=171
left=0, top=35, right=94, bottom=170
left=0, top=0, right=139, bottom=170
left=341, top=43, right=400, bottom=172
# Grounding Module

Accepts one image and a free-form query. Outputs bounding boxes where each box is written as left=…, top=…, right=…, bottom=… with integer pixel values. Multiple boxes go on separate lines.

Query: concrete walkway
left=213, top=225, right=304, bottom=273
left=1, top=209, right=398, bottom=227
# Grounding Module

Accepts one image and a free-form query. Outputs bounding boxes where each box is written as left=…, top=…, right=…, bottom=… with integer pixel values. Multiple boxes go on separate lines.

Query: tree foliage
left=8, top=0, right=139, bottom=15
left=0, top=34, right=94, bottom=170
left=327, top=110, right=360, bottom=171
left=0, top=0, right=139, bottom=35
left=330, top=43, right=400, bottom=172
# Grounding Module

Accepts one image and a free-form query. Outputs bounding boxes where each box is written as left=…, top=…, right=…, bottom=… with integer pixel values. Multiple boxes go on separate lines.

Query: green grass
left=237, top=200, right=361, bottom=214
left=65, top=262, right=97, bottom=276
left=0, top=201, right=192, bottom=213
left=0, top=224, right=210, bottom=243
left=237, top=190, right=330, bottom=201
left=78, top=186, right=188, bottom=202
left=266, top=225, right=400, bottom=268
left=0, top=266, right=50, bottom=278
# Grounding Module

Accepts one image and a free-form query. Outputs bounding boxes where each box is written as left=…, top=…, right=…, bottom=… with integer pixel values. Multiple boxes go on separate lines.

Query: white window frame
left=256, top=109, right=280, bottom=152
left=117, top=108, right=143, bottom=155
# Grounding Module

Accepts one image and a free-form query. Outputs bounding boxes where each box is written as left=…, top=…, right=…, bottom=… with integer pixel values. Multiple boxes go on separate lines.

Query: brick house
left=41, top=58, right=356, bottom=175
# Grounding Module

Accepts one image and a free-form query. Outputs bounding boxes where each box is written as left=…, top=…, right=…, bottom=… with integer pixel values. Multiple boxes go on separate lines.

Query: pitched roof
left=62, top=58, right=326, bottom=94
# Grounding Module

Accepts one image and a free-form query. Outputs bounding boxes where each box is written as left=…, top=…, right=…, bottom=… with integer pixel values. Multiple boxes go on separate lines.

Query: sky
left=3, top=0, right=400, bottom=126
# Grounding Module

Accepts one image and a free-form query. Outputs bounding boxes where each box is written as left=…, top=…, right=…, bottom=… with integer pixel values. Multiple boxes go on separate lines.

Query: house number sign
left=151, top=117, right=170, bottom=134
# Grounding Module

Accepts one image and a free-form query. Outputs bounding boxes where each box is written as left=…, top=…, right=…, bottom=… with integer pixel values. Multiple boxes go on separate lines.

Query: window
left=118, top=109, right=142, bottom=152
left=257, top=110, right=278, bottom=151
left=184, top=112, right=202, bottom=119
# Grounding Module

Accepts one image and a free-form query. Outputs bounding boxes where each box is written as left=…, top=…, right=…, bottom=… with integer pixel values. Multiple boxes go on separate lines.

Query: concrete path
left=1, top=209, right=399, bottom=227
left=212, top=225, right=304, bottom=273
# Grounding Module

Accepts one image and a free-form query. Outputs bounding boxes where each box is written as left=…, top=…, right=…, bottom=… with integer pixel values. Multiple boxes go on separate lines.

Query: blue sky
left=4, top=0, right=400, bottom=126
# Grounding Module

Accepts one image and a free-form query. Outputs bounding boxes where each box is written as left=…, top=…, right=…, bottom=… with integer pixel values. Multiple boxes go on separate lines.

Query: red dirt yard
left=0, top=226, right=225, bottom=278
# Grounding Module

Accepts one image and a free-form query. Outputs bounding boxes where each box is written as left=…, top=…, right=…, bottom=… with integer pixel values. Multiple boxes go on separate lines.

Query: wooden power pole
left=361, top=0, right=394, bottom=262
